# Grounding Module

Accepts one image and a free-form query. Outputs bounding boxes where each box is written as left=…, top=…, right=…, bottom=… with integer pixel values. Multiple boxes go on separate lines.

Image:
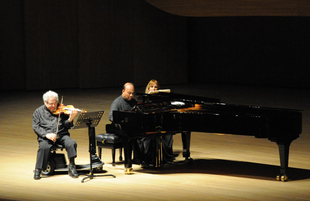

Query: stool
left=51, top=143, right=64, bottom=152
left=96, top=133, right=123, bottom=166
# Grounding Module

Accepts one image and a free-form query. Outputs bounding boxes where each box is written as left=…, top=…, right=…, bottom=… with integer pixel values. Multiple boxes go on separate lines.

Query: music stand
left=74, top=111, right=116, bottom=183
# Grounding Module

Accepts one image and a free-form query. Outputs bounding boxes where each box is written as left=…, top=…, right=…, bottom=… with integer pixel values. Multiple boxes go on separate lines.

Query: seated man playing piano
left=109, top=82, right=137, bottom=122
left=108, top=82, right=142, bottom=162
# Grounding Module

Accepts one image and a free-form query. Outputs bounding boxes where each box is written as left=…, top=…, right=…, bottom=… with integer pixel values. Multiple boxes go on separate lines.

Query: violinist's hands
left=46, top=133, right=57, bottom=142
left=68, top=109, right=78, bottom=122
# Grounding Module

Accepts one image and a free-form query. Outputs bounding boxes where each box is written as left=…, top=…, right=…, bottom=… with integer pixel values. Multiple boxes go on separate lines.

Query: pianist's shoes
left=68, top=164, right=79, bottom=178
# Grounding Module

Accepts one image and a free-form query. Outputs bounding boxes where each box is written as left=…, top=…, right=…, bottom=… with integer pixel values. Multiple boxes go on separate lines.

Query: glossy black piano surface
left=112, top=92, right=302, bottom=181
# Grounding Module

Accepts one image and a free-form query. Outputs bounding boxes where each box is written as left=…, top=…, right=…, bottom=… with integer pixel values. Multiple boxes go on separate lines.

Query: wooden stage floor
left=0, top=83, right=309, bottom=201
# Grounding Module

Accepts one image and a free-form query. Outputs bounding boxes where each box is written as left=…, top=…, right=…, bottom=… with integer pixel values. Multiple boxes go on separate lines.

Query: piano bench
left=96, top=133, right=123, bottom=166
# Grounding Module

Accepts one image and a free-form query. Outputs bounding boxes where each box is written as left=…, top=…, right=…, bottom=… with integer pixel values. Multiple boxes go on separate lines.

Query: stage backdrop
left=1, top=0, right=310, bottom=90
left=0, top=0, right=187, bottom=90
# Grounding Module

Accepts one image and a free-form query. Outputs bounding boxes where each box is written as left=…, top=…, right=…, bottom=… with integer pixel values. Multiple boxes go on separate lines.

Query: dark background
left=1, top=0, right=309, bottom=91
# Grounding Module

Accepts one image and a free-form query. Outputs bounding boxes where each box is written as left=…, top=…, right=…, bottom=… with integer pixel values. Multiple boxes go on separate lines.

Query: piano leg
left=181, top=131, right=191, bottom=160
left=276, top=140, right=292, bottom=182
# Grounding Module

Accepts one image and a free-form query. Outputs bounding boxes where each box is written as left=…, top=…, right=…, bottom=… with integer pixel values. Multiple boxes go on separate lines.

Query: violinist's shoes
left=34, top=169, right=42, bottom=180
left=68, top=164, right=79, bottom=178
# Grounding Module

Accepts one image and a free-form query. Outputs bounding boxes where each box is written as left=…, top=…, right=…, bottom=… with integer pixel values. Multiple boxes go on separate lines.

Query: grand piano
left=112, top=91, right=302, bottom=181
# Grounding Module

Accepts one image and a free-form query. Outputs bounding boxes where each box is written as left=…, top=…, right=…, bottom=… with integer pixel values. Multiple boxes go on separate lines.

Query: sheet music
left=148, top=89, right=171, bottom=94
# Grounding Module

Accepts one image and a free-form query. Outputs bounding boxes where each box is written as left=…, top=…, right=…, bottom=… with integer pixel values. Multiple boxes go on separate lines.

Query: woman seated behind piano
left=138, top=79, right=175, bottom=168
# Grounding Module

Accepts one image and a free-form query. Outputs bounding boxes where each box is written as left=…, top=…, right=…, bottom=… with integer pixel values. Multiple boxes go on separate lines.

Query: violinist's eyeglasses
left=46, top=101, right=57, bottom=106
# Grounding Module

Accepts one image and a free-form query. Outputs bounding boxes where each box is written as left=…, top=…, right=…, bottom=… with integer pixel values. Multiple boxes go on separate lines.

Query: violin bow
left=55, top=96, right=64, bottom=136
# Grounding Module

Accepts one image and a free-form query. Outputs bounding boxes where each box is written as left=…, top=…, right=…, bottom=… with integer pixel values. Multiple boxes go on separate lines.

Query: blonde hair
left=145, top=79, right=160, bottom=94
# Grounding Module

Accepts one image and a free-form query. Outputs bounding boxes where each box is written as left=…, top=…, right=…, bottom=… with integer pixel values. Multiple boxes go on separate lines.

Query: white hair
left=43, top=90, right=59, bottom=102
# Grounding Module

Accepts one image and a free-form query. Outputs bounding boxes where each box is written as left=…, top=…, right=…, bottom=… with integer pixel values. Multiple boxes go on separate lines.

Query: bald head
left=122, top=82, right=135, bottom=101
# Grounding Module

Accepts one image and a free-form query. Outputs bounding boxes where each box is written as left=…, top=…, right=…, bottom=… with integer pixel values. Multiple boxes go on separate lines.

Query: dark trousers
left=138, top=137, right=155, bottom=164
left=162, top=134, right=174, bottom=162
left=35, top=135, right=77, bottom=170
left=138, top=133, right=174, bottom=164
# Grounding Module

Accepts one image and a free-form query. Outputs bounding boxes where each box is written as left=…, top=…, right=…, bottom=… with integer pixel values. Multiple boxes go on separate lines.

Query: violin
left=53, top=103, right=87, bottom=115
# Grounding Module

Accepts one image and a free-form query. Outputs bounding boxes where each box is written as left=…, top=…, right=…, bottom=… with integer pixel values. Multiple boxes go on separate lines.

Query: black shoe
left=91, top=155, right=104, bottom=165
left=34, top=169, right=41, bottom=180
left=68, top=164, right=79, bottom=178
left=141, top=161, right=150, bottom=169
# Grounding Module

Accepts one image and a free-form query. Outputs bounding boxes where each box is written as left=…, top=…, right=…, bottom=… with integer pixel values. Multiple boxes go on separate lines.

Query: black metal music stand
left=74, top=111, right=116, bottom=183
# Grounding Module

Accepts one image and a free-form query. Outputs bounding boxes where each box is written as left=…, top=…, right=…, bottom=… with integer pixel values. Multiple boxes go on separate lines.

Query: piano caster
left=124, top=167, right=133, bottom=175
left=276, top=174, right=288, bottom=182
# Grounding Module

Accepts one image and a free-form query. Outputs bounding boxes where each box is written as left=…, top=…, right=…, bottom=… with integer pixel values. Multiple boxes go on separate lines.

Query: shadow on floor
left=136, top=158, right=310, bottom=181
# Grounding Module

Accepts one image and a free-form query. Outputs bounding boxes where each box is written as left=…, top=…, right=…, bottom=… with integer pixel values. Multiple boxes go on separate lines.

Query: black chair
left=96, top=124, right=123, bottom=166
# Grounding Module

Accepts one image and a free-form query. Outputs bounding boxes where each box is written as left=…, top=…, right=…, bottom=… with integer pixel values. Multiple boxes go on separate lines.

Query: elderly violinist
left=32, top=90, right=79, bottom=180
